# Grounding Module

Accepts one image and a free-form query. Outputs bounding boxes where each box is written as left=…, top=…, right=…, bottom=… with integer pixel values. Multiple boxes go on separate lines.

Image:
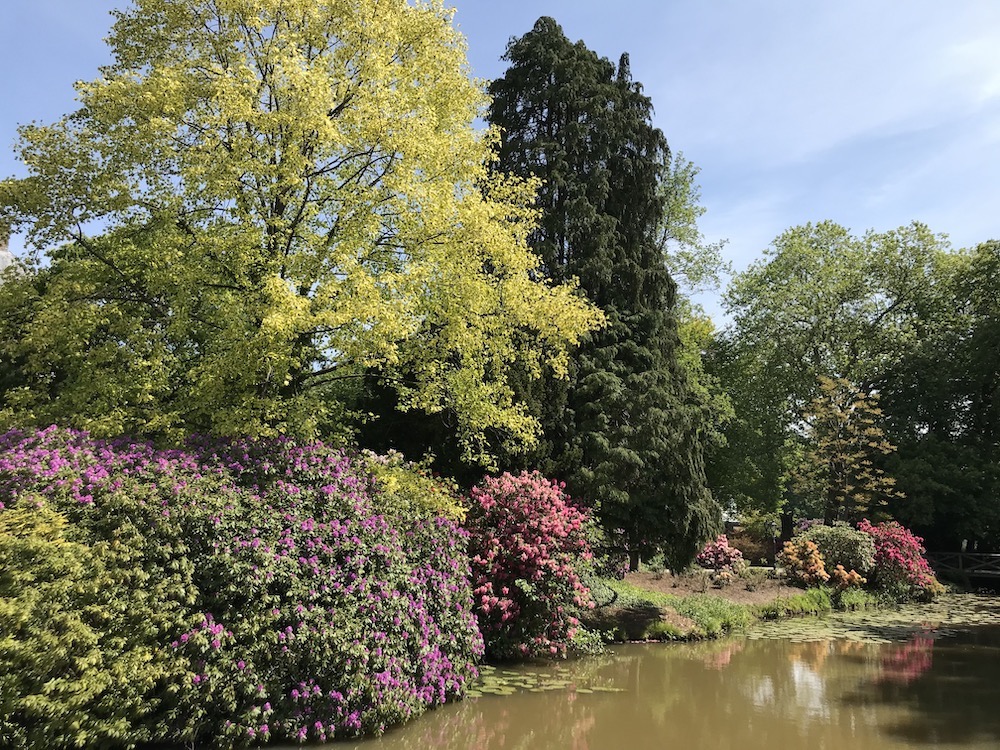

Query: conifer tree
left=487, top=17, right=719, bottom=568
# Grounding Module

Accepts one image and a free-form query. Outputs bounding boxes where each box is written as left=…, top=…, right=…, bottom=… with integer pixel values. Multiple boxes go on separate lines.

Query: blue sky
left=3, top=1, right=1000, bottom=316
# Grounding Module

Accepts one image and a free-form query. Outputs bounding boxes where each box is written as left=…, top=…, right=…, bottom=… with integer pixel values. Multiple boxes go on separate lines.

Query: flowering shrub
left=0, top=426, right=483, bottom=749
left=695, top=534, right=745, bottom=574
left=779, top=538, right=830, bottom=586
left=858, top=519, right=943, bottom=601
left=465, top=471, right=594, bottom=659
left=828, top=564, right=866, bottom=589
left=801, top=523, right=876, bottom=576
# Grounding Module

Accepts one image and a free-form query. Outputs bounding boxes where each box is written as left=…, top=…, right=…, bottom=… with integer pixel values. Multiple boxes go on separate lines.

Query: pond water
left=306, top=595, right=1000, bottom=750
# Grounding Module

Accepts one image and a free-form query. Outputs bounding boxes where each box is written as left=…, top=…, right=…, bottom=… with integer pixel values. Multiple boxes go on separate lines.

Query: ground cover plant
left=0, top=427, right=482, bottom=749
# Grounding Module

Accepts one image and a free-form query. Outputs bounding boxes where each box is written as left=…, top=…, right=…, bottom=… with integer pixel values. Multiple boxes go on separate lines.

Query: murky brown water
left=300, top=596, right=1000, bottom=750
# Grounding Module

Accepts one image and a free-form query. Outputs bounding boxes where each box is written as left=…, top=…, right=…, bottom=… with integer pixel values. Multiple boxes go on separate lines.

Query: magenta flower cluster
left=465, top=471, right=594, bottom=659
left=695, top=534, right=744, bottom=573
left=858, top=518, right=938, bottom=594
left=0, top=426, right=483, bottom=748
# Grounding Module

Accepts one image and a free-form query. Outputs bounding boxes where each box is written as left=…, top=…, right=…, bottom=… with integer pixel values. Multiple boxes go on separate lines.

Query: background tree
left=0, top=0, right=599, bottom=455
left=709, top=220, right=946, bottom=531
left=878, top=240, right=1000, bottom=550
left=486, top=17, right=719, bottom=569
left=791, top=376, right=903, bottom=524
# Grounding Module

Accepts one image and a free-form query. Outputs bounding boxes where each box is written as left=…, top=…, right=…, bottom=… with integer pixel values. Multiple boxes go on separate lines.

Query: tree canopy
left=709, top=221, right=947, bottom=522
left=0, top=0, right=599, bottom=454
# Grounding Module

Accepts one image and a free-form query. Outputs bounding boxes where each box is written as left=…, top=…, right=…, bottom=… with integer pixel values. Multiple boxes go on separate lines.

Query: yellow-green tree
left=0, top=0, right=599, bottom=454
left=793, top=376, right=904, bottom=524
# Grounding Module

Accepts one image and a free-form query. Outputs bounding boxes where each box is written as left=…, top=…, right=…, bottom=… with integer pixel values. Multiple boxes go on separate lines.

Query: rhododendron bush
left=858, top=519, right=943, bottom=600
left=465, top=472, right=595, bottom=659
left=0, top=427, right=482, bottom=749
left=696, top=534, right=745, bottom=574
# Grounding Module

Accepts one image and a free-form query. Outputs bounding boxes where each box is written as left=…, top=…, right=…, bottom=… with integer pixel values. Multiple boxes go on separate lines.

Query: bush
left=778, top=538, right=830, bottom=587
left=858, top=519, right=943, bottom=601
left=465, top=471, right=594, bottom=659
left=695, top=534, right=745, bottom=574
left=801, top=522, right=876, bottom=576
left=0, top=427, right=482, bottom=749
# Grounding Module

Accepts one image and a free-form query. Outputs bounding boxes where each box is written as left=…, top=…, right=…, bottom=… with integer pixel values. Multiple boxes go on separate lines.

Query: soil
left=624, top=569, right=804, bottom=606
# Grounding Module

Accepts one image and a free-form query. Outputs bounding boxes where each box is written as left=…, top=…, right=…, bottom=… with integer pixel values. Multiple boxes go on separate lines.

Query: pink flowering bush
left=695, top=534, right=745, bottom=574
left=858, top=519, right=944, bottom=601
left=0, top=426, right=483, bottom=749
left=465, top=471, right=594, bottom=659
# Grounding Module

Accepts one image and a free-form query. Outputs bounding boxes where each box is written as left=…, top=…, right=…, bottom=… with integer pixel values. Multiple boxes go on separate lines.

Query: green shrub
left=0, top=427, right=483, bottom=748
left=801, top=523, right=876, bottom=576
left=644, top=621, right=684, bottom=641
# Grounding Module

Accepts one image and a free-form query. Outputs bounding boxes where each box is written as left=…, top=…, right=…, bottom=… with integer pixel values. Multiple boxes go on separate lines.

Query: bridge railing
left=926, top=552, right=1000, bottom=578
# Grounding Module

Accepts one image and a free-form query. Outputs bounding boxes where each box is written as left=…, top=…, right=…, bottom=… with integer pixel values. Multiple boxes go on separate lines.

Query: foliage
left=656, top=152, right=731, bottom=295
left=465, top=471, right=594, bottom=659
left=592, top=579, right=753, bottom=638
left=828, top=565, right=866, bottom=590
left=858, top=519, right=943, bottom=601
left=836, top=587, right=878, bottom=612
left=487, top=16, right=719, bottom=570
left=779, top=538, right=830, bottom=587
left=361, top=450, right=466, bottom=522
left=878, top=240, right=1000, bottom=551
left=792, top=377, right=903, bottom=523
left=0, top=426, right=482, bottom=748
left=0, top=0, right=599, bottom=457
left=695, top=534, right=745, bottom=574
left=712, top=221, right=948, bottom=518
left=800, top=522, right=876, bottom=576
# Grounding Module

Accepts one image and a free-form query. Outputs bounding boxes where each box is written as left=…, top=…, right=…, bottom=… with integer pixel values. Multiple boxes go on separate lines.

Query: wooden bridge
left=927, top=552, right=1000, bottom=579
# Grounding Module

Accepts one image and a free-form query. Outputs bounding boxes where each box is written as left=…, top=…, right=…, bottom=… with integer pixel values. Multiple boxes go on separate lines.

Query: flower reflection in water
left=877, top=632, right=934, bottom=685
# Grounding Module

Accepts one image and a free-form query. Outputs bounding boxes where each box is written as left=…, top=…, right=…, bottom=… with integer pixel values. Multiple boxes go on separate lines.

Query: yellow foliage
left=0, top=0, right=602, bottom=457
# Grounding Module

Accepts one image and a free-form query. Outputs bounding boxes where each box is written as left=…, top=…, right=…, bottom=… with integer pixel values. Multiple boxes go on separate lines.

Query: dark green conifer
left=488, top=17, right=719, bottom=568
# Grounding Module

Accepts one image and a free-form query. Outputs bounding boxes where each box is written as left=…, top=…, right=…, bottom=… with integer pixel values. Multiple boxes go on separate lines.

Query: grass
left=592, top=578, right=754, bottom=639
left=586, top=577, right=881, bottom=642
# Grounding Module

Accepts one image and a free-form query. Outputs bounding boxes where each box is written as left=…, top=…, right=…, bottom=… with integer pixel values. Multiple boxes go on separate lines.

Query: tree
left=878, top=240, right=1000, bottom=550
left=0, top=0, right=599, bottom=455
left=792, top=376, right=903, bottom=524
left=657, top=151, right=730, bottom=296
left=710, top=221, right=946, bottom=524
left=487, top=17, right=719, bottom=569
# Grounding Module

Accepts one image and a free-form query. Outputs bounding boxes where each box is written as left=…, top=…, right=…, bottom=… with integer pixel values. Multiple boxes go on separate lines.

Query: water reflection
left=290, top=599, right=1000, bottom=750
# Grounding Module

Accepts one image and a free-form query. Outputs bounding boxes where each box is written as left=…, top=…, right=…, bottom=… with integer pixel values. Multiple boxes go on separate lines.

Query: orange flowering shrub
left=779, top=538, right=830, bottom=586
left=828, top=564, right=866, bottom=589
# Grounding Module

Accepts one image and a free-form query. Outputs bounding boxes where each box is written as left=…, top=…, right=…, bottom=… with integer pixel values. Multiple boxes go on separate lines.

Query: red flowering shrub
left=858, top=519, right=943, bottom=600
left=696, top=534, right=745, bottom=574
left=465, top=472, right=594, bottom=659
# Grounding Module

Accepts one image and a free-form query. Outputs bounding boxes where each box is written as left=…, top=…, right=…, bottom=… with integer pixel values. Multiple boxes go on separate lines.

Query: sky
left=3, top=1, right=1000, bottom=319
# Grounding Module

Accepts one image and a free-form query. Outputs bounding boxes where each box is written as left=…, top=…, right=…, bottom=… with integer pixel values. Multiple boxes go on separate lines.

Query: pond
left=289, top=595, right=1000, bottom=750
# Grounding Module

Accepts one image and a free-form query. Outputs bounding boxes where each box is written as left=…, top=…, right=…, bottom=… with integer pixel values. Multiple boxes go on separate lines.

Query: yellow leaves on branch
left=0, top=0, right=602, bottom=454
